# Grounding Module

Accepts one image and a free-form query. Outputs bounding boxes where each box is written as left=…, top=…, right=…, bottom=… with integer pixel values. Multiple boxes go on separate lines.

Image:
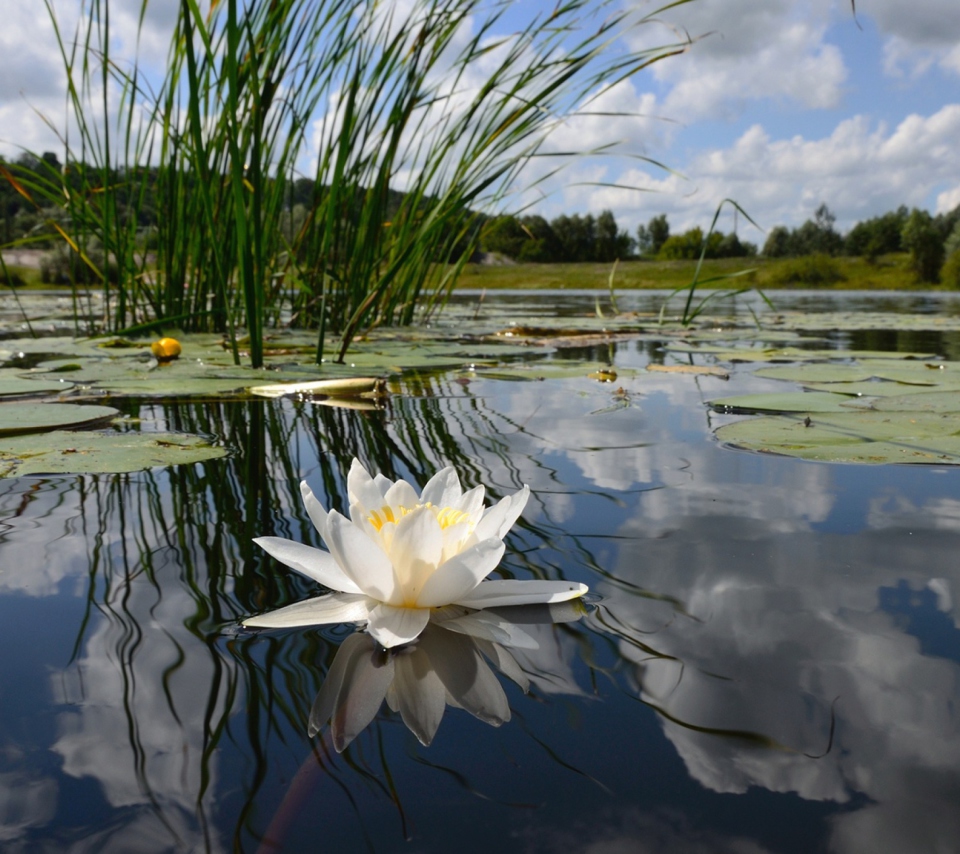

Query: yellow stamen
left=367, top=502, right=469, bottom=532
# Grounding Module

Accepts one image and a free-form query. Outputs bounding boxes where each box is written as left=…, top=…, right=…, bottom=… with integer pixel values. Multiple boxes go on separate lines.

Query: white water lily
left=244, top=459, right=588, bottom=648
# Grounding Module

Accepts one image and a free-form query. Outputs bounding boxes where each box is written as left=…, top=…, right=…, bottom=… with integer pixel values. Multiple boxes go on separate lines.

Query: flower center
left=367, top=502, right=469, bottom=532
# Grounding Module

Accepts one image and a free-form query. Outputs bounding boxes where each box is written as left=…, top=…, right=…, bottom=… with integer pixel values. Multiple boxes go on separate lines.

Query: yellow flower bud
left=151, top=337, right=182, bottom=362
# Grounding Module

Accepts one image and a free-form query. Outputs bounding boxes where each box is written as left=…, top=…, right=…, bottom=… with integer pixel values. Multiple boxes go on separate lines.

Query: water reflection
left=598, top=488, right=960, bottom=853
left=306, top=603, right=585, bottom=751
left=2, top=309, right=960, bottom=850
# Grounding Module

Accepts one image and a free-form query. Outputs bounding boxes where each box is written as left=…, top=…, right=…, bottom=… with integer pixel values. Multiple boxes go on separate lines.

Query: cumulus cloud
left=556, top=103, right=960, bottom=233
left=629, top=0, right=847, bottom=119
left=858, top=0, right=960, bottom=78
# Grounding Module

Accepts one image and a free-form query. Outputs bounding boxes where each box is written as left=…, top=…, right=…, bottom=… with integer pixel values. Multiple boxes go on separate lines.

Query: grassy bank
left=1, top=251, right=941, bottom=295
left=455, top=253, right=935, bottom=291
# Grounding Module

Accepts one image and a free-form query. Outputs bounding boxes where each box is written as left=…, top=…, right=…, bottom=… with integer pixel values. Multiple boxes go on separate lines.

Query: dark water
left=2, top=293, right=960, bottom=853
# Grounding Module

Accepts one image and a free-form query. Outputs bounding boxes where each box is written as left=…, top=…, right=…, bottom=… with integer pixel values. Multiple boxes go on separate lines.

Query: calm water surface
left=1, top=291, right=960, bottom=853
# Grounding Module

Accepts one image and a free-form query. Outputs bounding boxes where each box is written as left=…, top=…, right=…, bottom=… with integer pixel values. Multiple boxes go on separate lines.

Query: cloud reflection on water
left=599, top=497, right=960, bottom=853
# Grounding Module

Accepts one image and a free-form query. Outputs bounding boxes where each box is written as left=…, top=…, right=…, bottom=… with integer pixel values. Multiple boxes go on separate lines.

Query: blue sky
left=1, top=0, right=957, bottom=241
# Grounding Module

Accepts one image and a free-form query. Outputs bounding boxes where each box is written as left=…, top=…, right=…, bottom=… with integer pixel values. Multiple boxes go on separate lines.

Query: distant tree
left=762, top=225, right=792, bottom=257
left=944, top=221, right=960, bottom=260
left=550, top=213, right=596, bottom=262
left=790, top=204, right=843, bottom=256
left=482, top=215, right=527, bottom=258
left=716, top=231, right=756, bottom=258
left=902, top=208, right=945, bottom=282
left=40, top=151, right=62, bottom=173
left=636, top=223, right=652, bottom=256
left=648, top=213, right=670, bottom=255
left=595, top=210, right=634, bottom=261
left=518, top=215, right=561, bottom=262
left=844, top=206, right=907, bottom=259
left=658, top=227, right=707, bottom=260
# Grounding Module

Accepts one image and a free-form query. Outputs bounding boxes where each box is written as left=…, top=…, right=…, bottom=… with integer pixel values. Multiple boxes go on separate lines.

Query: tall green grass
left=13, top=0, right=691, bottom=366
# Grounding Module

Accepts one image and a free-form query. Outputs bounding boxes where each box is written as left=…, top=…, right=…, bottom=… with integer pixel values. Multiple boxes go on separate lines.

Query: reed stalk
left=13, top=0, right=691, bottom=366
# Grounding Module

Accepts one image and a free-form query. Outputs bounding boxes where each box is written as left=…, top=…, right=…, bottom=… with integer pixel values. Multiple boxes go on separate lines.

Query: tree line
left=5, top=151, right=960, bottom=287
left=481, top=210, right=756, bottom=263
left=482, top=200, right=960, bottom=287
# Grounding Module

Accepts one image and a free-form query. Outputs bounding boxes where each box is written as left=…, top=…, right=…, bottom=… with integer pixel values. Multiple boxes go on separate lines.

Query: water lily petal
left=383, top=478, right=419, bottom=510
left=393, top=647, right=446, bottom=745
left=454, top=483, right=486, bottom=518
left=389, top=506, right=443, bottom=602
left=347, top=458, right=386, bottom=512
left=420, top=466, right=461, bottom=508
left=373, top=473, right=392, bottom=498
left=455, top=579, right=588, bottom=609
left=324, top=510, right=398, bottom=601
left=437, top=610, right=539, bottom=649
left=243, top=592, right=373, bottom=628
left=474, top=485, right=530, bottom=541
left=253, top=536, right=363, bottom=594
left=300, top=481, right=329, bottom=539
left=415, top=538, right=505, bottom=608
left=366, top=603, right=431, bottom=648
left=348, top=500, right=383, bottom=544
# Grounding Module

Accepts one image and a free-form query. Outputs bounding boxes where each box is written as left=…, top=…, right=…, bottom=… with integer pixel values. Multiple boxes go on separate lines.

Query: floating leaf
left=0, top=372, right=73, bottom=397
left=0, top=403, right=119, bottom=436
left=88, top=378, right=254, bottom=398
left=867, top=390, right=960, bottom=413
left=646, top=364, right=729, bottom=379
left=0, top=430, right=227, bottom=476
left=710, top=392, right=855, bottom=413
left=472, top=362, right=637, bottom=382
left=753, top=364, right=874, bottom=383
left=802, top=381, right=960, bottom=398
left=716, top=411, right=960, bottom=464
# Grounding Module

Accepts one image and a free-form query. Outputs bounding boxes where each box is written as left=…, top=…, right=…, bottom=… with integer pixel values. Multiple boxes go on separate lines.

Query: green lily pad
left=471, top=362, right=637, bottom=381
left=0, top=403, right=119, bottom=436
left=710, top=392, right=855, bottom=413
left=754, top=364, right=875, bottom=383
left=91, top=378, right=257, bottom=398
left=716, top=410, right=960, bottom=464
left=0, top=376, right=73, bottom=397
left=0, top=430, right=227, bottom=476
left=868, top=390, right=960, bottom=413
left=802, top=381, right=960, bottom=397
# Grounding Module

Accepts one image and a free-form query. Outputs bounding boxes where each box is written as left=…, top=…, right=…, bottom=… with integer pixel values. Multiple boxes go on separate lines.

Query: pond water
left=2, top=290, right=960, bottom=853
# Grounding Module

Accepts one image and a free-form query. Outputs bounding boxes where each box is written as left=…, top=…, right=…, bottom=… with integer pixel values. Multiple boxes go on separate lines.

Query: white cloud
left=856, top=0, right=960, bottom=78
left=630, top=0, right=847, bottom=120
left=556, top=103, right=960, bottom=233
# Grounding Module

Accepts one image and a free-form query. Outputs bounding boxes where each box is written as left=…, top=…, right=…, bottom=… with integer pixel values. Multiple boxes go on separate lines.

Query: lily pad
left=716, top=410, right=960, bottom=464
left=802, top=381, right=960, bottom=398
left=0, top=403, right=119, bottom=436
left=471, top=362, right=637, bottom=381
left=753, top=364, right=875, bottom=383
left=0, top=373, right=75, bottom=396
left=0, top=430, right=227, bottom=476
left=709, top=392, right=855, bottom=413
left=868, top=390, right=960, bottom=413
left=87, top=377, right=255, bottom=398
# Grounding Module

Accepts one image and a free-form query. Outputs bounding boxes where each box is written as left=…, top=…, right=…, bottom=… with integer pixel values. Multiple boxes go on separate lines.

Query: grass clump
left=767, top=254, right=847, bottom=287
left=6, top=0, right=691, bottom=366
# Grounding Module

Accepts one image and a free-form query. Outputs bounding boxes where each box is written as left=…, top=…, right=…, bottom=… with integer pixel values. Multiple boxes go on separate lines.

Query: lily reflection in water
left=309, top=602, right=586, bottom=750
